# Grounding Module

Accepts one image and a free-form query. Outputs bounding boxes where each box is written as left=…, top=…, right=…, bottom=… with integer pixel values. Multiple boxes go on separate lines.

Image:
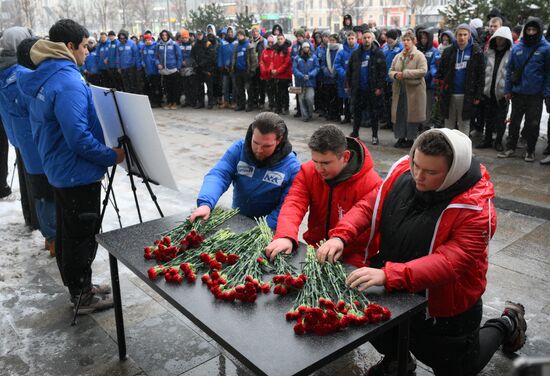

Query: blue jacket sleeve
left=54, top=86, right=117, bottom=167
left=155, top=45, right=161, bottom=66
left=176, top=43, right=183, bottom=69
left=265, top=157, right=301, bottom=230
left=334, top=51, right=346, bottom=79
left=429, top=49, right=439, bottom=80
left=133, top=44, right=141, bottom=69
left=293, top=57, right=304, bottom=80
left=196, top=140, right=242, bottom=209
left=544, top=45, right=550, bottom=98
left=505, top=48, right=516, bottom=94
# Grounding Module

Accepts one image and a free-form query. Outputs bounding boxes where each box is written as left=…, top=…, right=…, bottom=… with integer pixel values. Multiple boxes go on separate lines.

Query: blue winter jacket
left=452, top=37, right=473, bottom=94
left=218, top=38, right=237, bottom=69
left=382, top=41, right=403, bottom=82
left=423, top=47, right=440, bottom=89
left=179, top=41, right=194, bottom=68
left=155, top=39, right=182, bottom=70
left=197, top=138, right=300, bottom=230
left=116, top=39, right=140, bottom=69
left=18, top=53, right=117, bottom=188
left=334, top=42, right=359, bottom=98
left=97, top=40, right=110, bottom=71
left=293, top=53, right=320, bottom=88
left=234, top=39, right=250, bottom=72
left=315, top=45, right=326, bottom=81
left=106, top=39, right=119, bottom=68
left=141, top=42, right=159, bottom=76
left=0, top=67, right=18, bottom=148
left=0, top=65, right=43, bottom=174
left=84, top=47, right=100, bottom=75
left=505, top=36, right=550, bottom=97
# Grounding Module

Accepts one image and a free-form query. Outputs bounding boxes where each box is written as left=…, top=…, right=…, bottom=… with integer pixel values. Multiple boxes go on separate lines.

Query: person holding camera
left=498, top=18, right=550, bottom=162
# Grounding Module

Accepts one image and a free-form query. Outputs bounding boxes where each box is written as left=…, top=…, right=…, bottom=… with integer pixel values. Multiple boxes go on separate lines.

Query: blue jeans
left=299, top=87, right=315, bottom=120
left=35, top=198, right=56, bottom=241
left=223, top=72, right=234, bottom=103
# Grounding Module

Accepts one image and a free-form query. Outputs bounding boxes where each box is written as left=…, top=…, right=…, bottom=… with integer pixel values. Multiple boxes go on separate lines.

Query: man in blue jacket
left=217, top=26, right=237, bottom=108
left=190, top=112, right=300, bottom=230
left=96, top=32, right=110, bottom=87
left=141, top=34, right=161, bottom=107
left=104, top=30, right=122, bottom=90
left=0, top=33, right=55, bottom=256
left=499, top=17, right=550, bottom=162
left=83, top=37, right=101, bottom=86
left=116, top=29, right=141, bottom=94
left=334, top=31, right=359, bottom=124
left=18, top=19, right=125, bottom=313
left=178, top=29, right=196, bottom=107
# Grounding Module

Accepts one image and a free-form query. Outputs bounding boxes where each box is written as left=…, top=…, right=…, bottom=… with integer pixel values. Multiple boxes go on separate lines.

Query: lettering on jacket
left=237, top=161, right=255, bottom=177
left=263, top=171, right=285, bottom=186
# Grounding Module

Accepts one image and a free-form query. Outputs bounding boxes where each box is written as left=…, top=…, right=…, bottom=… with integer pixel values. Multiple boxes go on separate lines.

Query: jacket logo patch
left=263, top=171, right=285, bottom=186
left=237, top=161, right=255, bottom=177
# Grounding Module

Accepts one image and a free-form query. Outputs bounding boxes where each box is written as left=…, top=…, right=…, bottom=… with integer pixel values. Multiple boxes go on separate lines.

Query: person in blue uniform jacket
left=190, top=112, right=300, bottom=230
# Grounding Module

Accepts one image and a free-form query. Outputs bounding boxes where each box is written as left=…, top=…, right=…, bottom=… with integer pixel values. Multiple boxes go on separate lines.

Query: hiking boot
left=498, top=149, right=515, bottom=158
left=394, top=138, right=405, bottom=148
left=73, top=291, right=114, bottom=315
left=540, top=155, right=550, bottom=165
left=502, top=301, right=527, bottom=354
left=524, top=152, right=535, bottom=162
left=366, top=354, right=417, bottom=376
left=91, top=283, right=112, bottom=295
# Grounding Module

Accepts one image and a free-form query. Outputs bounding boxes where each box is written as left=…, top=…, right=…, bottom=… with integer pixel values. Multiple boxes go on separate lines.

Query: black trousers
left=371, top=299, right=510, bottom=376
left=0, top=120, right=9, bottom=195
left=16, top=150, right=38, bottom=229
left=196, top=71, right=214, bottom=106
left=383, top=82, right=393, bottom=125
left=162, top=72, right=180, bottom=104
left=323, top=83, right=341, bottom=120
left=181, top=74, right=197, bottom=105
left=106, top=68, right=123, bottom=90
left=249, top=70, right=263, bottom=107
left=507, top=93, right=543, bottom=153
left=353, top=89, right=381, bottom=137
left=274, top=79, right=290, bottom=111
left=143, top=74, right=162, bottom=106
left=234, top=70, right=250, bottom=109
left=54, top=182, right=101, bottom=297
left=121, top=67, right=140, bottom=94
left=343, top=97, right=352, bottom=120
left=86, top=73, right=101, bottom=86
left=483, top=96, right=508, bottom=144
left=264, top=79, right=276, bottom=109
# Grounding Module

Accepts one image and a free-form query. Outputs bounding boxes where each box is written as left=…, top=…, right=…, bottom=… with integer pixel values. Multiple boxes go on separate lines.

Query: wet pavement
left=1, top=106, right=549, bottom=376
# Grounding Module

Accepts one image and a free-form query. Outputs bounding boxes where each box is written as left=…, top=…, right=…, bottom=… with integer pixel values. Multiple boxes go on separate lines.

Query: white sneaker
left=540, top=155, right=550, bottom=165
left=524, top=152, right=535, bottom=162
left=498, top=149, right=515, bottom=158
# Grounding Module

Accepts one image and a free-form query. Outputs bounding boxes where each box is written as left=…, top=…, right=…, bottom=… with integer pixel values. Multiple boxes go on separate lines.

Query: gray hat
left=0, top=26, right=35, bottom=70
left=301, top=41, right=311, bottom=48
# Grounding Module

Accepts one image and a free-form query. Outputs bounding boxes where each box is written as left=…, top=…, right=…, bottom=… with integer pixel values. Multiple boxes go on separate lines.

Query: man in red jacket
left=318, top=128, right=526, bottom=375
left=265, top=125, right=382, bottom=267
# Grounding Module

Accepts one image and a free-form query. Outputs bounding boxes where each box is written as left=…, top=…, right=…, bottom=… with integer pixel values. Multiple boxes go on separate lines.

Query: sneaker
left=543, top=145, right=550, bottom=156
left=498, top=149, right=515, bottom=158
left=91, top=283, right=112, bottom=295
left=372, top=137, right=379, bottom=145
left=540, top=155, right=550, bottom=165
left=494, top=140, right=504, bottom=152
left=502, top=301, right=527, bottom=354
left=349, top=132, right=359, bottom=138
left=169, top=103, right=177, bottom=110
left=73, top=291, right=114, bottom=315
left=524, top=152, right=535, bottom=162
left=366, top=354, right=417, bottom=376
left=394, top=138, right=405, bottom=148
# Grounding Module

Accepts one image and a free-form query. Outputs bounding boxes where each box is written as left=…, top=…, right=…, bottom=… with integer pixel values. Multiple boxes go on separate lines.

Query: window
left=327, top=16, right=331, bottom=26
left=369, top=0, right=373, bottom=6
left=319, top=17, right=322, bottom=26
left=310, top=17, right=313, bottom=27
left=299, top=17, right=305, bottom=26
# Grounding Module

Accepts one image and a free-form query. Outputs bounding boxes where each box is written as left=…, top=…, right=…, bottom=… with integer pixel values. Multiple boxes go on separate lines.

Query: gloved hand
left=545, top=97, right=550, bottom=113
left=304, top=74, right=309, bottom=80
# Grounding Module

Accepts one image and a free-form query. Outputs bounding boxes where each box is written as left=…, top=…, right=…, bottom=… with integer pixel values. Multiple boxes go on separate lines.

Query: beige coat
left=389, top=45, right=428, bottom=124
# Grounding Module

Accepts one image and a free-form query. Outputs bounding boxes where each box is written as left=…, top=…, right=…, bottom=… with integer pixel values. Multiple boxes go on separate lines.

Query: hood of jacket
left=416, top=27, right=435, bottom=53
left=18, top=54, right=76, bottom=99
left=325, top=137, right=368, bottom=187
left=159, top=29, right=173, bottom=42
left=409, top=128, right=475, bottom=192
left=272, top=24, right=283, bottom=36
left=439, top=30, right=455, bottom=44
left=118, top=29, right=129, bottom=40
left=488, top=26, right=512, bottom=50
left=30, top=39, right=76, bottom=66
left=343, top=14, right=353, bottom=29
left=0, top=27, right=34, bottom=70
left=521, top=17, right=544, bottom=47
left=207, top=24, right=216, bottom=36
left=244, top=120, right=293, bottom=168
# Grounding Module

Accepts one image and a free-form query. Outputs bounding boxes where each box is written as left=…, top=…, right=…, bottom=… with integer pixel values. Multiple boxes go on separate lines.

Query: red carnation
left=201, top=274, right=210, bottom=283
left=200, top=253, right=211, bottom=263
left=284, top=274, right=294, bottom=287
left=154, top=239, right=161, bottom=245
left=208, top=260, right=222, bottom=270
left=162, top=236, right=171, bottom=245
left=147, top=267, right=159, bottom=280
left=292, top=278, right=305, bottom=289
left=186, top=273, right=197, bottom=283
left=226, top=254, right=239, bottom=264
left=215, top=250, right=227, bottom=263
left=210, top=270, right=220, bottom=280
left=294, top=320, right=306, bottom=335
left=261, top=283, right=271, bottom=294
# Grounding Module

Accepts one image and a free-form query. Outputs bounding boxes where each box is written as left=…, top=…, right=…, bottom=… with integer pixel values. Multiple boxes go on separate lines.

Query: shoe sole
left=502, top=301, right=527, bottom=354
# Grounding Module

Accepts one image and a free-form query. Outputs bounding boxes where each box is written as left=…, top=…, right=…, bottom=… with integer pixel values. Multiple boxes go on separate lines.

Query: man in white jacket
left=477, top=26, right=512, bottom=151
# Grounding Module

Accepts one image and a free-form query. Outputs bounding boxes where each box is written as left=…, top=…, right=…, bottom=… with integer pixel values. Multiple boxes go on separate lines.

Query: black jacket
left=436, top=42, right=485, bottom=120
left=191, top=38, right=217, bottom=73
left=346, top=43, right=386, bottom=99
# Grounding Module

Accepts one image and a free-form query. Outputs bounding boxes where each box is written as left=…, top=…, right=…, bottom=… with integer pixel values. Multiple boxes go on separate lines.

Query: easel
left=71, top=89, right=164, bottom=358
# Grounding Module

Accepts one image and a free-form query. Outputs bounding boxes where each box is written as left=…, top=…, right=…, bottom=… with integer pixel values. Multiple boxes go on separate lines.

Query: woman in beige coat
left=389, top=30, right=428, bottom=148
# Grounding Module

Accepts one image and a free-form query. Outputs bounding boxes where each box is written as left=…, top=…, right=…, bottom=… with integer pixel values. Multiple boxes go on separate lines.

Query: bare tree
left=18, top=0, right=36, bottom=28
left=119, top=0, right=135, bottom=29
left=57, top=0, right=74, bottom=19
left=255, top=0, right=268, bottom=16
left=338, top=0, right=362, bottom=19
left=1, top=1, right=21, bottom=29
left=94, top=0, right=110, bottom=31
left=134, top=0, right=153, bottom=31
left=173, top=0, right=188, bottom=29
left=276, top=0, right=290, bottom=16
left=405, top=0, right=429, bottom=26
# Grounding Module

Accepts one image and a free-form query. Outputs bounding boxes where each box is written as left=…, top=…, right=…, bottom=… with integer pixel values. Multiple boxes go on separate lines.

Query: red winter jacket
left=274, top=139, right=382, bottom=267
left=329, top=156, right=496, bottom=317
left=260, top=47, right=275, bottom=81
left=272, top=46, right=293, bottom=80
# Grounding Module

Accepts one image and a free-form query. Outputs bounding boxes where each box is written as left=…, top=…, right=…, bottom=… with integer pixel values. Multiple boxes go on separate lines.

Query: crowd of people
left=79, top=13, right=550, bottom=163
left=0, top=13, right=542, bottom=375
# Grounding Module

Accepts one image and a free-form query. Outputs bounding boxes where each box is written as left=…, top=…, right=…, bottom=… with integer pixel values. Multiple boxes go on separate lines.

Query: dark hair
left=49, top=19, right=89, bottom=47
left=416, top=132, right=453, bottom=168
left=17, top=37, right=40, bottom=70
left=250, top=112, right=287, bottom=140
left=308, top=125, right=347, bottom=156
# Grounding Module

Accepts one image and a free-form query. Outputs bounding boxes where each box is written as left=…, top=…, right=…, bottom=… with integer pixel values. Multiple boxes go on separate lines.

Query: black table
left=96, top=214, right=427, bottom=376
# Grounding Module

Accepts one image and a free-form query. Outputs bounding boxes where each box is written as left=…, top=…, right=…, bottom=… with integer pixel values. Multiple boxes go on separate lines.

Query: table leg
left=397, top=317, right=411, bottom=376
left=109, top=253, right=127, bottom=361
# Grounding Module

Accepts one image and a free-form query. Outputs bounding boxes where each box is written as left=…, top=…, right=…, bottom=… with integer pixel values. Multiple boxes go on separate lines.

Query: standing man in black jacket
left=192, top=30, right=217, bottom=109
left=347, top=29, right=386, bottom=145
left=436, top=24, right=485, bottom=135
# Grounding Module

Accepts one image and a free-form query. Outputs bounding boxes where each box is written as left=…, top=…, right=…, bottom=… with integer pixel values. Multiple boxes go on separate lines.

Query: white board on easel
left=90, top=85, right=179, bottom=191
